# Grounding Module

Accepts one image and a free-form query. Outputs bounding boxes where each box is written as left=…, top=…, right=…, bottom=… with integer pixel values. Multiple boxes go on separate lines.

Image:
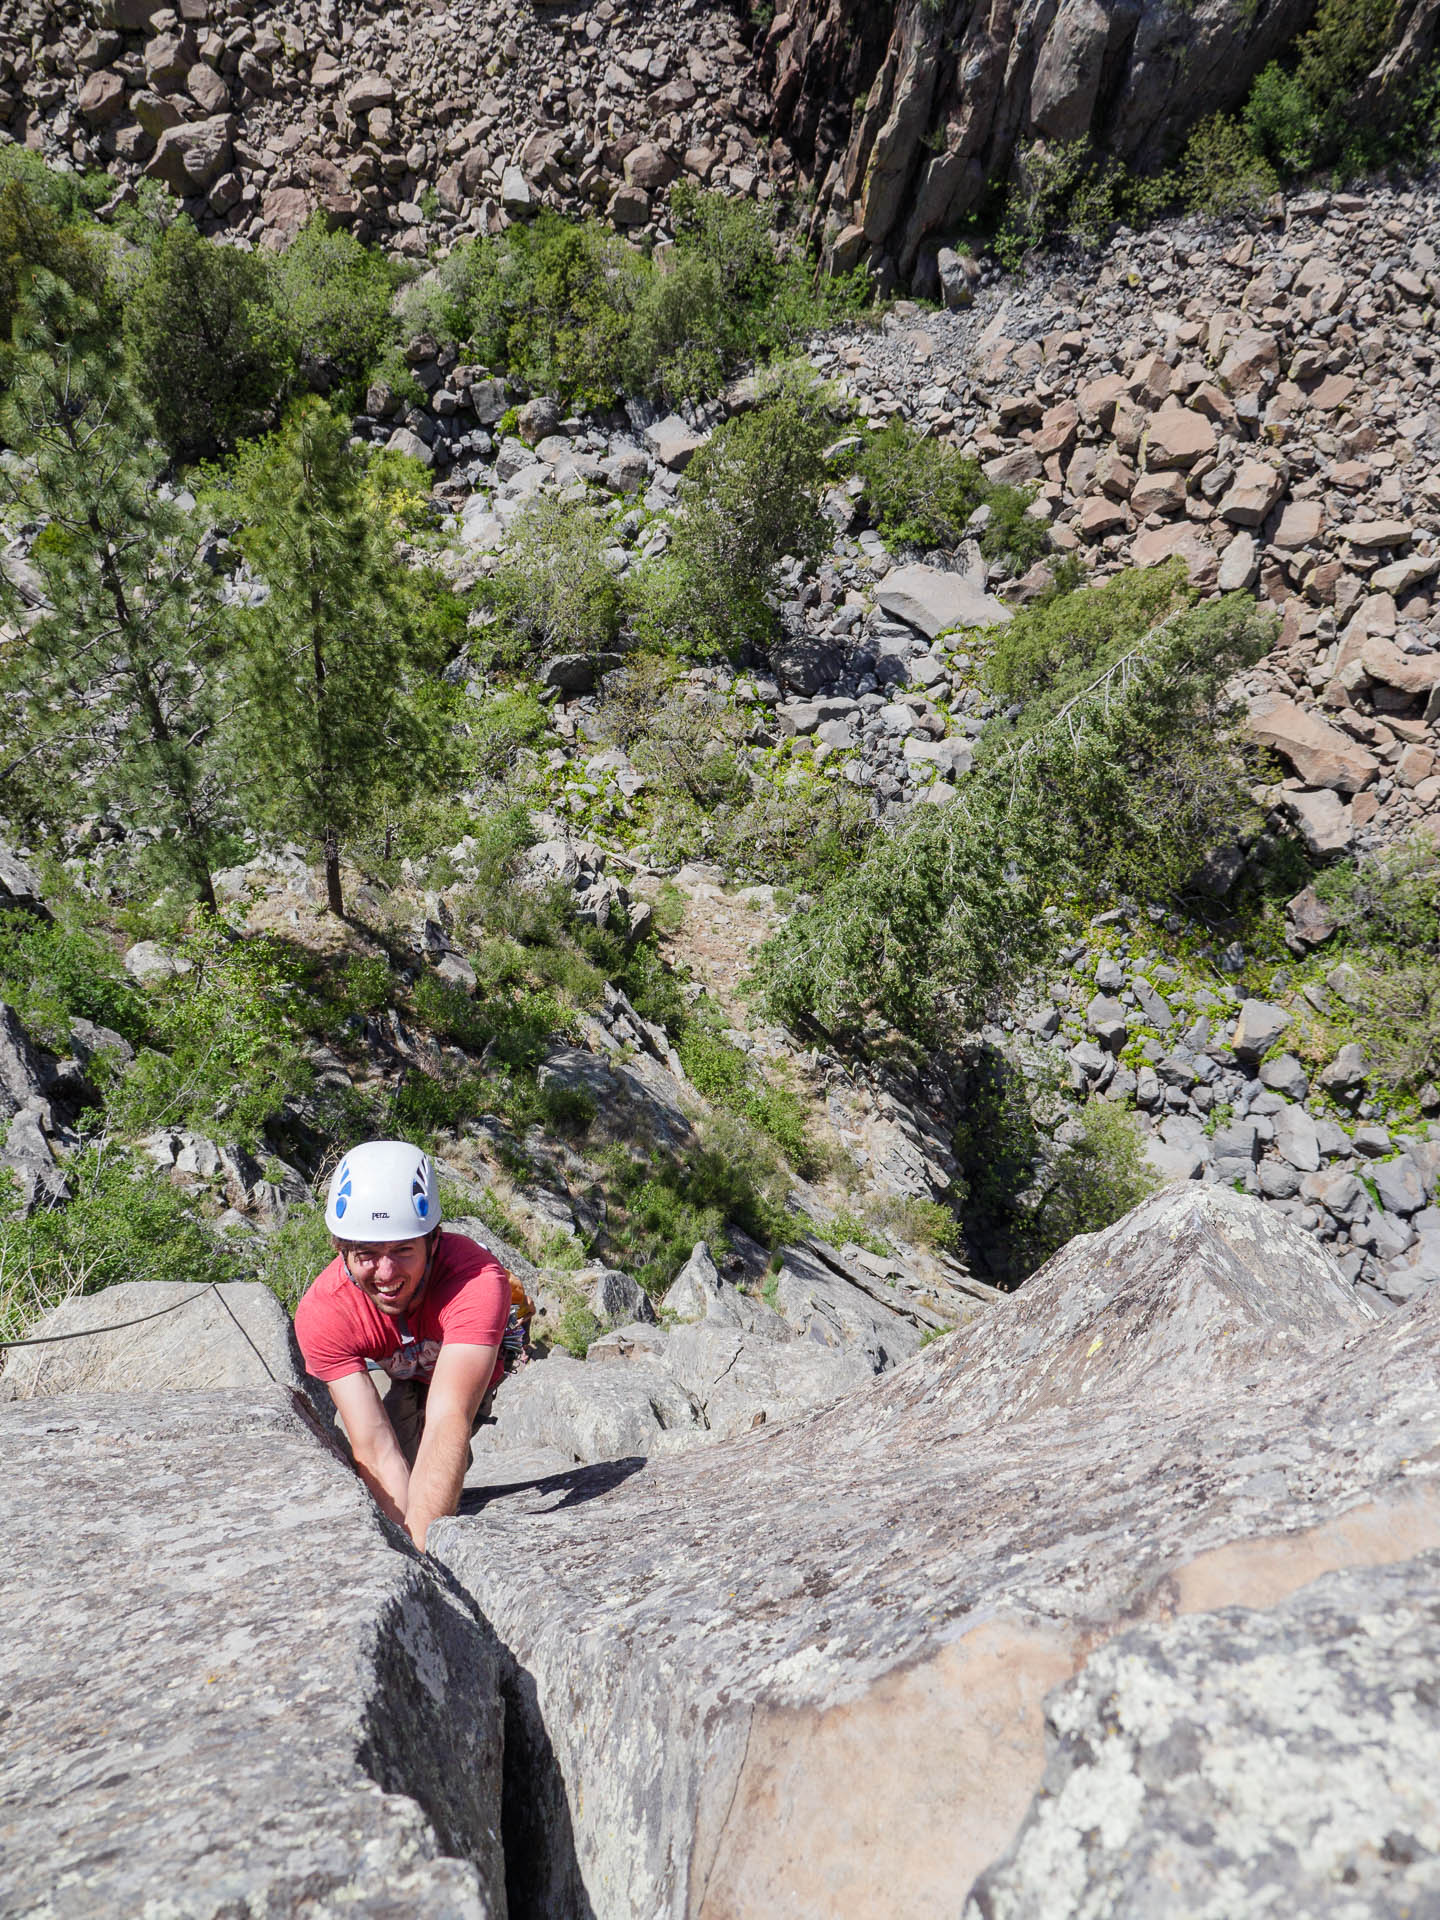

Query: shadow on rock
left=458, top=1453, right=648, bottom=1516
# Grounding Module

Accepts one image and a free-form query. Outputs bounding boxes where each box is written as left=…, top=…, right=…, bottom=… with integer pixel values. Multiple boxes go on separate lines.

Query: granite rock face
left=968, top=1552, right=1440, bottom=1918
left=0, top=1278, right=309, bottom=1401
left=433, top=1187, right=1440, bottom=1919
left=0, top=1390, right=505, bottom=1920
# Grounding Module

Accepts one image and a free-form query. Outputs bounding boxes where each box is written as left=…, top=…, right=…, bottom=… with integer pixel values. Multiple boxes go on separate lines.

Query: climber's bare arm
left=405, top=1343, right=498, bottom=1551
left=328, top=1368, right=411, bottom=1527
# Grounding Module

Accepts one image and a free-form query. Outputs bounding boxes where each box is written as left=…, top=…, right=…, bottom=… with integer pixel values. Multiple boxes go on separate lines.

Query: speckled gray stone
left=967, top=1553, right=1440, bottom=1919
left=0, top=1389, right=504, bottom=1920
left=432, top=1187, right=1440, bottom=1920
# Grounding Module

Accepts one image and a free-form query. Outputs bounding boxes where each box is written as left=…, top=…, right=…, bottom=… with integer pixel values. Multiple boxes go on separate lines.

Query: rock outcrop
left=433, top=1186, right=1440, bottom=1918
left=764, top=0, right=1440, bottom=281
left=0, top=1277, right=310, bottom=1400
left=0, top=1388, right=506, bottom=1919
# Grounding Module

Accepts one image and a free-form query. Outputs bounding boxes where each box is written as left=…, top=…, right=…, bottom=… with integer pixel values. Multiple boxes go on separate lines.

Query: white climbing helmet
left=325, top=1140, right=443, bottom=1240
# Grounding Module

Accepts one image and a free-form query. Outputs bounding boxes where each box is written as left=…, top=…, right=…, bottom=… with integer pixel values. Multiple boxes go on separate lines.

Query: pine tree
left=0, top=273, right=228, bottom=910
left=220, top=399, right=436, bottom=917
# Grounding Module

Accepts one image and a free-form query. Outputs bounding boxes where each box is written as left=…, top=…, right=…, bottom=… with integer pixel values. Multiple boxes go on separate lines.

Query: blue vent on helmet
left=334, top=1162, right=352, bottom=1221
left=412, top=1164, right=429, bottom=1219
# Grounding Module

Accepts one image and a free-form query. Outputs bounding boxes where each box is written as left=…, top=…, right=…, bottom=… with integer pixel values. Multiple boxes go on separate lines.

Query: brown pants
left=382, top=1374, right=499, bottom=1468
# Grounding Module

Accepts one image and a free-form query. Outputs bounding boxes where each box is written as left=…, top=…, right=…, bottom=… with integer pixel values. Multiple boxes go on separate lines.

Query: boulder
left=1271, top=1101, right=1320, bottom=1173
left=644, top=413, right=705, bottom=472
left=539, top=652, right=623, bottom=696
left=875, top=565, right=1011, bottom=639
left=1142, top=405, right=1217, bottom=471
left=144, top=114, right=236, bottom=194
left=1247, top=694, right=1379, bottom=793
left=0, top=841, right=46, bottom=917
left=1128, top=521, right=1217, bottom=588
left=500, top=166, right=534, bottom=215
left=1284, top=786, right=1353, bottom=856
left=969, top=1555, right=1440, bottom=1916
left=586, top=1267, right=656, bottom=1327
left=434, top=1187, right=1440, bottom=1919
left=123, top=940, right=192, bottom=983
left=473, top=1349, right=705, bottom=1463
left=1, top=1391, right=504, bottom=1917
left=623, top=141, right=678, bottom=192
left=1360, top=633, right=1440, bottom=698
left=77, top=70, right=126, bottom=125
left=0, top=1281, right=310, bottom=1403
left=0, top=1001, right=49, bottom=1119
left=1218, top=458, right=1284, bottom=527
left=1231, top=997, right=1291, bottom=1061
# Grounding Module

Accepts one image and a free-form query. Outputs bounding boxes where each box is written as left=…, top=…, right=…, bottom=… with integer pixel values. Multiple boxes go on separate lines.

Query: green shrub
left=110, top=924, right=311, bottom=1148
left=1244, top=63, right=1325, bottom=175
left=855, top=418, right=987, bottom=549
left=273, top=214, right=398, bottom=399
left=481, top=495, right=622, bottom=660
left=853, top=419, right=1056, bottom=574
left=677, top=1023, right=815, bottom=1171
left=980, top=485, right=1051, bottom=574
left=986, top=561, right=1194, bottom=710
left=420, top=196, right=871, bottom=410
left=0, top=1144, right=237, bottom=1340
left=1313, top=837, right=1440, bottom=961
left=1177, top=115, right=1280, bottom=218
left=468, top=686, right=550, bottom=784
left=252, top=1199, right=333, bottom=1313
left=553, top=1299, right=601, bottom=1357
left=0, top=912, right=147, bottom=1051
left=871, top=1193, right=964, bottom=1254
left=0, top=153, right=110, bottom=344
left=631, top=384, right=830, bottom=656
left=124, top=218, right=292, bottom=458
left=441, top=213, right=634, bottom=407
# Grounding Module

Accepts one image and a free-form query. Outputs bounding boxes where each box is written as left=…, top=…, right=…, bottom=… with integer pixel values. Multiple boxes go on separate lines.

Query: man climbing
left=294, top=1139, right=518, bottom=1551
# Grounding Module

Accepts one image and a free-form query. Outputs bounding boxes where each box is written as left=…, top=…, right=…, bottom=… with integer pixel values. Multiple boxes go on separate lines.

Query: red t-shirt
left=294, top=1231, right=510, bottom=1393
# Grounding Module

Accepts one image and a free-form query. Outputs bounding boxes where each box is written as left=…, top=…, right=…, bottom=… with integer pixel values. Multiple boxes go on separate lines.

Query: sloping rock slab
left=1, top=1390, right=505, bottom=1919
left=968, top=1550, right=1440, bottom=1916
left=0, top=1279, right=308, bottom=1401
left=434, top=1188, right=1440, bottom=1919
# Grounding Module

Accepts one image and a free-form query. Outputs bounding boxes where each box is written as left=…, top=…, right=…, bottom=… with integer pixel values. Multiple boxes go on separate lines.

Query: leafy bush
left=1313, top=836, right=1440, bottom=961
left=954, top=1049, right=1156, bottom=1283
left=124, top=218, right=292, bottom=459
left=552, top=1300, right=601, bottom=1357
left=468, top=686, right=550, bottom=784
left=110, top=924, right=311, bottom=1148
left=631, top=384, right=830, bottom=656
left=855, top=418, right=987, bottom=549
left=481, top=495, right=622, bottom=660
left=677, top=1023, right=816, bottom=1171
left=252, top=1199, right=333, bottom=1313
left=853, top=419, right=1056, bottom=574
left=980, top=485, right=1051, bottom=574
left=1177, top=115, right=1280, bottom=218
left=596, top=1114, right=790, bottom=1293
left=1243, top=63, right=1326, bottom=176
left=273, top=214, right=398, bottom=399
left=0, top=152, right=110, bottom=345
left=418, top=195, right=871, bottom=410
left=0, top=913, right=147, bottom=1051
left=986, top=560, right=1193, bottom=710
left=0, top=1143, right=236, bottom=1339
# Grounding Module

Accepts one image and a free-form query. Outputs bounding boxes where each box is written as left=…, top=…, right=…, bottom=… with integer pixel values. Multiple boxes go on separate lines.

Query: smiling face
left=338, top=1234, right=434, bottom=1318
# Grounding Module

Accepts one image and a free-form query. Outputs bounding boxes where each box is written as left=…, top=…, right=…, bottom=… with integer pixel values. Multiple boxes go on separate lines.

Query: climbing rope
left=0, top=1281, right=279, bottom=1384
